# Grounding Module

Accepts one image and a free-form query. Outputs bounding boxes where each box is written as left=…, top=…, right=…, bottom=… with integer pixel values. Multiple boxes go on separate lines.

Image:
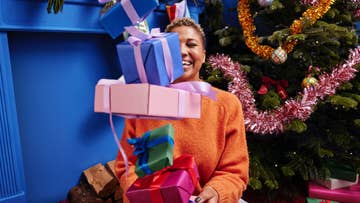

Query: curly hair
left=165, top=17, right=206, bottom=47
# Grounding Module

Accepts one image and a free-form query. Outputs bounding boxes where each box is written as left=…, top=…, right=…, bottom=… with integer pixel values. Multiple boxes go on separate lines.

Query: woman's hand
left=194, top=186, right=219, bottom=203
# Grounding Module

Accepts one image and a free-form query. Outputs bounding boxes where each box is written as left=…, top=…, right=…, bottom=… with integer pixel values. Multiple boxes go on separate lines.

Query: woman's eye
left=187, top=43, right=197, bottom=47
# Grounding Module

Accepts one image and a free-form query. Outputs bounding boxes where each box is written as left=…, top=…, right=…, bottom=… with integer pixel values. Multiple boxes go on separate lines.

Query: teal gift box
left=116, top=32, right=183, bottom=86
left=128, top=124, right=175, bottom=178
left=99, top=0, right=159, bottom=39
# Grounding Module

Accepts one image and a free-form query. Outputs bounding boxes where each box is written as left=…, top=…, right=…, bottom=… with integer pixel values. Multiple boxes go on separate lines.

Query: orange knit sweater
left=115, top=87, right=249, bottom=203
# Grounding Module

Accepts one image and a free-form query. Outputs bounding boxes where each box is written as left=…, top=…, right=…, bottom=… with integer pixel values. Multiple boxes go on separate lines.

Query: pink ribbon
left=170, top=81, right=217, bottom=101
left=125, top=26, right=174, bottom=83
left=98, top=0, right=114, bottom=4
left=96, top=78, right=219, bottom=176
left=175, top=0, right=190, bottom=19
left=98, top=0, right=140, bottom=25
left=97, top=79, right=130, bottom=175
left=121, top=0, right=140, bottom=25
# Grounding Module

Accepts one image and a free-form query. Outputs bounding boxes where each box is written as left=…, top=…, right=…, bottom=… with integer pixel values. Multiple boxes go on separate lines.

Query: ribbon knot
left=127, top=132, right=151, bottom=156
left=258, top=76, right=288, bottom=99
left=125, top=26, right=174, bottom=84
left=127, top=128, right=174, bottom=176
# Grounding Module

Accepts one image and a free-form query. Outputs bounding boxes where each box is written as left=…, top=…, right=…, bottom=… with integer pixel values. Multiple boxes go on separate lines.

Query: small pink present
left=126, top=154, right=199, bottom=203
left=316, top=174, right=359, bottom=190
left=308, top=181, right=360, bottom=203
left=94, top=79, right=201, bottom=119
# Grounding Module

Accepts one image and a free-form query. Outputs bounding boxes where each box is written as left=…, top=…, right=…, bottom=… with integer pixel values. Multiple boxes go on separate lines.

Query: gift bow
left=131, top=154, right=199, bottom=203
left=126, top=26, right=175, bottom=84
left=124, top=26, right=217, bottom=100
left=258, top=76, right=288, bottom=99
left=127, top=130, right=174, bottom=175
left=128, top=131, right=174, bottom=156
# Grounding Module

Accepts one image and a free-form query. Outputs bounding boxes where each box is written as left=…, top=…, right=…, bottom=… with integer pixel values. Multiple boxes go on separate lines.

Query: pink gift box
left=94, top=79, right=201, bottom=119
left=126, top=155, right=199, bottom=203
left=308, top=181, right=360, bottom=203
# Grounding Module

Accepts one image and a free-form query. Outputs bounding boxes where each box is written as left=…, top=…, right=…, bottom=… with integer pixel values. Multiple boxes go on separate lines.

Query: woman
left=115, top=17, right=249, bottom=203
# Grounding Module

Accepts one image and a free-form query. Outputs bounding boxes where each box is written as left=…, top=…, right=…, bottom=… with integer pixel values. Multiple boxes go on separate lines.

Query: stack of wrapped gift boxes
left=125, top=124, right=199, bottom=203
left=95, top=0, right=206, bottom=120
left=94, top=0, right=209, bottom=202
left=308, top=161, right=359, bottom=203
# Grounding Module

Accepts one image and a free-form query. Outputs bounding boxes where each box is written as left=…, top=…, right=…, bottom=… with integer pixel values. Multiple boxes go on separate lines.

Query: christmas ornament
left=271, top=47, right=288, bottom=64
left=258, top=76, right=289, bottom=99
left=258, top=0, right=273, bottom=7
left=208, top=46, right=360, bottom=134
left=237, top=0, right=335, bottom=63
left=301, top=76, right=318, bottom=88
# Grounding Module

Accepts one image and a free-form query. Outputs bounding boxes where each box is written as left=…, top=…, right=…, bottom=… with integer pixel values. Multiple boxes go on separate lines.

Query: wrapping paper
left=308, top=181, right=360, bottom=203
left=94, top=80, right=201, bottom=119
left=128, top=124, right=174, bottom=177
left=306, top=197, right=339, bottom=203
left=99, top=0, right=159, bottom=39
left=316, top=174, right=359, bottom=190
left=126, top=155, right=199, bottom=203
left=117, top=31, right=183, bottom=86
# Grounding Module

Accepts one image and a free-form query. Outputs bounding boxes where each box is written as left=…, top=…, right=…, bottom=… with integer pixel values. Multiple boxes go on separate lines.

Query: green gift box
left=326, top=161, right=357, bottom=182
left=306, top=197, right=339, bottom=203
left=128, top=124, right=174, bottom=177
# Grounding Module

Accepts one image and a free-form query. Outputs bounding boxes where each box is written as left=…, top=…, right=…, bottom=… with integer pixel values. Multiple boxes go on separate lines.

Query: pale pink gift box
left=94, top=79, right=201, bottom=119
left=316, top=174, right=359, bottom=190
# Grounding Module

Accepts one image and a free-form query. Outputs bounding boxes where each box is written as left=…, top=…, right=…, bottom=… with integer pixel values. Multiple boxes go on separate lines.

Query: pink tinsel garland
left=208, top=47, right=360, bottom=135
left=300, top=0, right=360, bottom=17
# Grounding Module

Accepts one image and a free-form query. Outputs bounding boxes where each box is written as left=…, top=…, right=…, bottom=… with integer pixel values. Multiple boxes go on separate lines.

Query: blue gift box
left=116, top=32, right=184, bottom=86
left=99, top=0, right=159, bottom=39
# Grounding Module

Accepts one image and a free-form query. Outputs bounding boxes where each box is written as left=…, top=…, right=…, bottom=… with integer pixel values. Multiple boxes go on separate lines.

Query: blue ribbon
left=127, top=131, right=174, bottom=175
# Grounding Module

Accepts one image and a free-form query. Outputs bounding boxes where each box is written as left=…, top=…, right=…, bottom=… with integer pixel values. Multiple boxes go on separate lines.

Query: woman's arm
left=200, top=95, right=249, bottom=202
left=114, top=119, right=138, bottom=203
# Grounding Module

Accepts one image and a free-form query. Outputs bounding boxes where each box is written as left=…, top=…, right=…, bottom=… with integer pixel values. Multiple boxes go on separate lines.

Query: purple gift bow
left=98, top=0, right=140, bottom=25
left=169, top=81, right=217, bottom=101
left=126, top=26, right=175, bottom=83
left=97, top=79, right=130, bottom=175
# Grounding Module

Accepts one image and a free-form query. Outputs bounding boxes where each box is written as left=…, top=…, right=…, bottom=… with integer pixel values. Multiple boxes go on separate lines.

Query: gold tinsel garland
left=237, top=0, right=335, bottom=63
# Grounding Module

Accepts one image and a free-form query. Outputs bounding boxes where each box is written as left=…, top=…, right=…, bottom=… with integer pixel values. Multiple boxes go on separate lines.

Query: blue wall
left=0, top=0, right=205, bottom=202
left=8, top=31, right=124, bottom=202
left=0, top=0, right=125, bottom=202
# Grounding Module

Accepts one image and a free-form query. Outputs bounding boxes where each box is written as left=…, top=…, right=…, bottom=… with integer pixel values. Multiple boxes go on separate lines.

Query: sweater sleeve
left=114, top=119, right=138, bottom=203
left=205, top=95, right=249, bottom=202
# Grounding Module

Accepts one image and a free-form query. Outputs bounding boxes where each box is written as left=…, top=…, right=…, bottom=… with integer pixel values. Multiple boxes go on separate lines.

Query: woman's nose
left=180, top=44, right=188, bottom=56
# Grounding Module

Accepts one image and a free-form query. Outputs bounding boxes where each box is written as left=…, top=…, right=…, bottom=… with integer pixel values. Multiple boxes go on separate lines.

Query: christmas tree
left=200, top=0, right=360, bottom=201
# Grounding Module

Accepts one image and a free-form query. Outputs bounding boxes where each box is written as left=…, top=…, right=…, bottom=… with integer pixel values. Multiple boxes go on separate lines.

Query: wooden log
left=105, top=160, right=117, bottom=177
left=105, top=160, right=123, bottom=202
left=83, top=163, right=118, bottom=198
left=67, top=177, right=104, bottom=203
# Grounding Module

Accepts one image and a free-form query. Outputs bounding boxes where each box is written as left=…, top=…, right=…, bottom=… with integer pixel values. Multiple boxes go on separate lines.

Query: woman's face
left=171, top=26, right=206, bottom=83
